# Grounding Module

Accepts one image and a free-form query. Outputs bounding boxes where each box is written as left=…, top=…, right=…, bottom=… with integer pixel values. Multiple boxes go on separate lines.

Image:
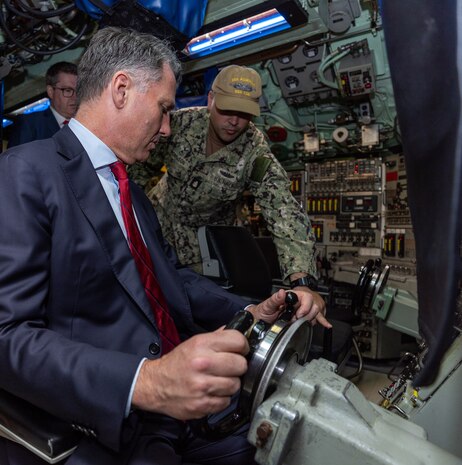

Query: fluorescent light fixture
left=11, top=97, right=50, bottom=116
left=183, top=0, right=308, bottom=59
left=2, top=118, right=12, bottom=128
left=186, top=9, right=290, bottom=57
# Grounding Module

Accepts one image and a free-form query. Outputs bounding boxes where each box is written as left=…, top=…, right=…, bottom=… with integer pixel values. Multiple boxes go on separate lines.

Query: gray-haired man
left=0, top=27, right=324, bottom=465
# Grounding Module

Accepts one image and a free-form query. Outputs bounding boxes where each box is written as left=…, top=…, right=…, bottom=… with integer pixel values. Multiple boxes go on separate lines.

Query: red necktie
left=110, top=161, right=180, bottom=353
left=63, top=120, right=69, bottom=125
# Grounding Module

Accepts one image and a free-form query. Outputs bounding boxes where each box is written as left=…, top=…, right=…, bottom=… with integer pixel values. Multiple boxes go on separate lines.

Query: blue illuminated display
left=6, top=98, right=51, bottom=128
left=22, top=99, right=50, bottom=114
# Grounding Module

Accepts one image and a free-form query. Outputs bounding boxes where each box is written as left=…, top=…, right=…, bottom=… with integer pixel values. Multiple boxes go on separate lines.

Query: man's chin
left=139, top=149, right=153, bottom=162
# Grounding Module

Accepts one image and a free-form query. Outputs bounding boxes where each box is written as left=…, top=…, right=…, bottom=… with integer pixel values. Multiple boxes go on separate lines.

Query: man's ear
left=207, top=90, right=214, bottom=111
left=112, top=72, right=130, bottom=109
left=46, top=85, right=54, bottom=101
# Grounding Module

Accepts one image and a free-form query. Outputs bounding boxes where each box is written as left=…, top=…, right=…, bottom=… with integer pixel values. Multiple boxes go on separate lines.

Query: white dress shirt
left=67, top=118, right=145, bottom=417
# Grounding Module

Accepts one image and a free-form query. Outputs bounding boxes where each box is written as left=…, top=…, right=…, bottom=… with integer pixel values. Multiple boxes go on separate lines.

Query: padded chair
left=198, top=226, right=356, bottom=373
left=254, top=236, right=286, bottom=290
left=198, top=225, right=273, bottom=302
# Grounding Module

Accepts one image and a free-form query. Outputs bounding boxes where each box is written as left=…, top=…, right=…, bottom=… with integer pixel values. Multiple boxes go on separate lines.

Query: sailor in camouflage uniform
left=129, top=65, right=326, bottom=318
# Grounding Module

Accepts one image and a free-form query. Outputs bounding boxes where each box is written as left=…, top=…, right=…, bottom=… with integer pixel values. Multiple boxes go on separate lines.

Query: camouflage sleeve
left=247, top=148, right=318, bottom=281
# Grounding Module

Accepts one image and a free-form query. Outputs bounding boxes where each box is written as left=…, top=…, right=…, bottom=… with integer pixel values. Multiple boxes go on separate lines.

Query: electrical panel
left=272, top=44, right=338, bottom=104
left=286, top=155, right=416, bottom=276
left=288, top=170, right=306, bottom=212
left=354, top=316, right=417, bottom=359
left=305, top=158, right=383, bottom=249
left=384, top=154, right=416, bottom=267
left=338, top=40, right=376, bottom=98
left=285, top=156, right=420, bottom=360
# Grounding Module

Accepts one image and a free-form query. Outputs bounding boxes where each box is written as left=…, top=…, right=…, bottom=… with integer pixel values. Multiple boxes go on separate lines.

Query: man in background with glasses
left=7, top=61, right=77, bottom=148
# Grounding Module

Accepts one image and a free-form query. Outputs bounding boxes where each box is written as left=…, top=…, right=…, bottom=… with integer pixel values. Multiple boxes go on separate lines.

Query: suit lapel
left=54, top=128, right=157, bottom=327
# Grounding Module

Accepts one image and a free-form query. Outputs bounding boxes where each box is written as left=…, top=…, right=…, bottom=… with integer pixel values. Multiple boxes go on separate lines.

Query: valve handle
left=279, top=291, right=299, bottom=322
left=224, top=309, right=255, bottom=333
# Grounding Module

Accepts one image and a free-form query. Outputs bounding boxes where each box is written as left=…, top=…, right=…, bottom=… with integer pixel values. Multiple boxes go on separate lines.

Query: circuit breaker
left=338, top=40, right=376, bottom=97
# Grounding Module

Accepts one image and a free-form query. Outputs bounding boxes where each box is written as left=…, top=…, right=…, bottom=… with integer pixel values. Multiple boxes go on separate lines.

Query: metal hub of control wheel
left=194, top=292, right=312, bottom=439
left=246, top=317, right=312, bottom=417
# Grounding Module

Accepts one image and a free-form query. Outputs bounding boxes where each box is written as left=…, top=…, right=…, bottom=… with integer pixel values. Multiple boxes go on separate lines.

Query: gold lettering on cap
left=231, top=77, right=255, bottom=86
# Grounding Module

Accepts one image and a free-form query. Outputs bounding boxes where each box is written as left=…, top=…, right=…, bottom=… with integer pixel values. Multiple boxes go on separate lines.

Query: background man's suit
left=7, top=107, right=60, bottom=148
left=0, top=126, right=248, bottom=464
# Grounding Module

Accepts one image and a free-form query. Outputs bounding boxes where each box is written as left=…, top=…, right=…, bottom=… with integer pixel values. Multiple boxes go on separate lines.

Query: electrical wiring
left=261, top=110, right=307, bottom=133
left=317, top=46, right=351, bottom=89
left=0, top=3, right=89, bottom=56
left=14, top=0, right=75, bottom=18
left=3, top=0, right=35, bottom=19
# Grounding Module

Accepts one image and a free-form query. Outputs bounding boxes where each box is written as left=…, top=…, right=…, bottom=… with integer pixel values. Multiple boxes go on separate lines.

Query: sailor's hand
left=249, top=288, right=331, bottom=328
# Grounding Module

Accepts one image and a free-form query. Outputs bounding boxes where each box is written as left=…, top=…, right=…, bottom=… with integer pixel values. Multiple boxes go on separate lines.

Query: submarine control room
left=0, top=1, right=461, bottom=464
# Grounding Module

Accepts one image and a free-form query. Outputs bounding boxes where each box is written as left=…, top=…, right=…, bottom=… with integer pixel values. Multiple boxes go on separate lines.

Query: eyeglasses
left=53, top=87, right=76, bottom=98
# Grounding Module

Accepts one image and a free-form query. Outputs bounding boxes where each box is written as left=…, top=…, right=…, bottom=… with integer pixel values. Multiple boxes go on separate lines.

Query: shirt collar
left=68, top=118, right=118, bottom=170
left=50, top=106, right=67, bottom=127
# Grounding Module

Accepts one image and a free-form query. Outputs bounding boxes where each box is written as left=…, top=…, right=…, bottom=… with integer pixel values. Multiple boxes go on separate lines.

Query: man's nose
left=228, top=115, right=239, bottom=126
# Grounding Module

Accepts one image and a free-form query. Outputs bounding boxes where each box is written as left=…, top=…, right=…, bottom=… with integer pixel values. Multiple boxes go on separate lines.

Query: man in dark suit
left=7, top=61, right=77, bottom=147
left=0, top=27, right=327, bottom=465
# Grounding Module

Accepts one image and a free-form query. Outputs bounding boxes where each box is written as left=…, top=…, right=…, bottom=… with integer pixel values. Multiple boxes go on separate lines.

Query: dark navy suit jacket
left=0, top=126, right=246, bottom=464
left=7, top=107, right=60, bottom=148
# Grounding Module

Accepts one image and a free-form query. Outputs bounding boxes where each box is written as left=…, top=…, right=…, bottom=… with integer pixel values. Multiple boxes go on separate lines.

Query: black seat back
left=198, top=225, right=272, bottom=302
left=254, top=236, right=284, bottom=286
